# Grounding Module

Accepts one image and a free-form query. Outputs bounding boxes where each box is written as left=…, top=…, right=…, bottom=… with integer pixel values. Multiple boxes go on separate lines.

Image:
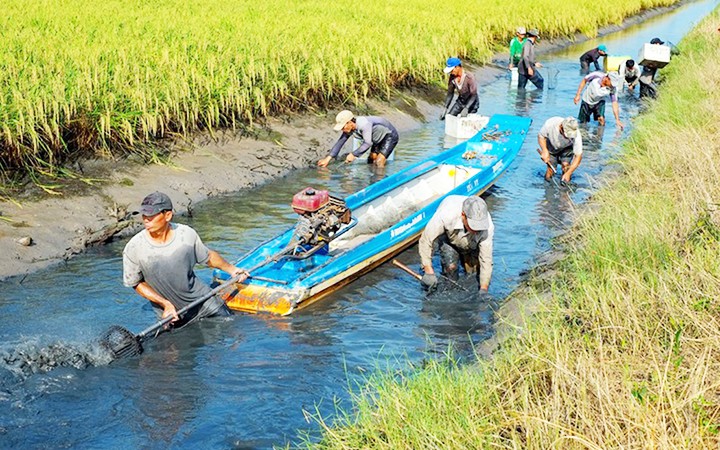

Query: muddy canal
left=0, top=1, right=717, bottom=447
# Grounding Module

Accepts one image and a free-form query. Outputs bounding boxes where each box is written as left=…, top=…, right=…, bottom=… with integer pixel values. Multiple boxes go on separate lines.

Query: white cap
left=333, top=110, right=354, bottom=131
left=561, top=117, right=579, bottom=139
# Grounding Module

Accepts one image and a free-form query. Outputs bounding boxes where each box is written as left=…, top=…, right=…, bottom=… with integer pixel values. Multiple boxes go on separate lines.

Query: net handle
left=135, top=273, right=243, bottom=340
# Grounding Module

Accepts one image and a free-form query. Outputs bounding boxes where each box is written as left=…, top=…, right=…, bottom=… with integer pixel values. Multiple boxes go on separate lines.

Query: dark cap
left=462, top=196, right=489, bottom=231
left=139, top=191, right=173, bottom=216
left=650, top=37, right=664, bottom=45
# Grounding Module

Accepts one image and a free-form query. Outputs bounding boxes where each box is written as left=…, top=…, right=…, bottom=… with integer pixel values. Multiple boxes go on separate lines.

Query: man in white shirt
left=418, top=196, right=493, bottom=291
left=619, top=59, right=641, bottom=92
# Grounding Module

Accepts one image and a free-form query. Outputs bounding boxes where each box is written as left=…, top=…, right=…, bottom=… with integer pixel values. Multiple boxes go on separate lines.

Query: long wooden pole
left=392, top=259, right=422, bottom=280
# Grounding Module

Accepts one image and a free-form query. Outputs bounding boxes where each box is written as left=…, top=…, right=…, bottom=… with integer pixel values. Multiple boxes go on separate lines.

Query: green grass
left=301, top=9, right=720, bottom=449
left=0, top=0, right=678, bottom=182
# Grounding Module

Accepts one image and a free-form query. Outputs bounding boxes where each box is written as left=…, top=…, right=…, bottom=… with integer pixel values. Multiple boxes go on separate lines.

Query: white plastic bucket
left=444, top=114, right=490, bottom=139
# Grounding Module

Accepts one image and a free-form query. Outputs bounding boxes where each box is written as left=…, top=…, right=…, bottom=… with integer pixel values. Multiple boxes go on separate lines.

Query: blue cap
left=444, top=57, right=461, bottom=73
left=598, top=44, right=607, bottom=52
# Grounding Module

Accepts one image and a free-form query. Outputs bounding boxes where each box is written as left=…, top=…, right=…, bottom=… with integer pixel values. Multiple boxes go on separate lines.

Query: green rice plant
left=302, top=10, right=720, bottom=449
left=0, top=0, right=678, bottom=182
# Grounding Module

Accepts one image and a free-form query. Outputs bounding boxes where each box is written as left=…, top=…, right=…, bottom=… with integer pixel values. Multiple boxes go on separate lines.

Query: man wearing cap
left=123, top=192, right=248, bottom=327
left=440, top=57, right=479, bottom=120
left=579, top=45, right=608, bottom=74
left=638, top=37, right=677, bottom=99
left=573, top=71, right=624, bottom=129
left=517, top=29, right=543, bottom=90
left=418, top=195, right=494, bottom=292
left=619, top=59, right=641, bottom=92
left=538, top=117, right=583, bottom=183
left=509, top=27, right=526, bottom=69
left=317, top=110, right=399, bottom=168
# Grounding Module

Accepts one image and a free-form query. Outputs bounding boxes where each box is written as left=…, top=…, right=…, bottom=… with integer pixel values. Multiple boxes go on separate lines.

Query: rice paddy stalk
left=0, top=0, right=679, bottom=183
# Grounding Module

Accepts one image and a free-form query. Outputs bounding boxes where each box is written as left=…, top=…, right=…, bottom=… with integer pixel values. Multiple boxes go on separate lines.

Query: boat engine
left=291, top=187, right=351, bottom=246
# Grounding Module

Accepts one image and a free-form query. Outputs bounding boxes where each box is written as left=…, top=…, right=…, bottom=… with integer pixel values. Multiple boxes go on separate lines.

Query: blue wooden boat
left=213, top=114, right=531, bottom=315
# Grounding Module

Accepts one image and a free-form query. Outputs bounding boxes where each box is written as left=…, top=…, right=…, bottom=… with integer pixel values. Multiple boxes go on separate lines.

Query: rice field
left=303, top=10, right=720, bottom=449
left=0, top=0, right=677, bottom=179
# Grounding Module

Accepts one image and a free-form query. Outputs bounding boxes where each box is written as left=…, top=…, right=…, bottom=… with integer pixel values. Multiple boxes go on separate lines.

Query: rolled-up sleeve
left=418, top=214, right=446, bottom=268
left=478, top=220, right=494, bottom=287
left=573, top=133, right=583, bottom=156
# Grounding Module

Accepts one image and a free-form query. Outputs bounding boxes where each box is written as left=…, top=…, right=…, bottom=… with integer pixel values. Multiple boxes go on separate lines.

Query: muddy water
left=0, top=2, right=717, bottom=448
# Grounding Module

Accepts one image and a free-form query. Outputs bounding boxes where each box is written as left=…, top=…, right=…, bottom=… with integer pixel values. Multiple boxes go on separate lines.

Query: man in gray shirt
left=538, top=117, right=583, bottom=183
left=517, top=29, right=544, bottom=90
left=418, top=196, right=494, bottom=291
left=317, top=110, right=399, bottom=168
left=123, top=192, right=247, bottom=327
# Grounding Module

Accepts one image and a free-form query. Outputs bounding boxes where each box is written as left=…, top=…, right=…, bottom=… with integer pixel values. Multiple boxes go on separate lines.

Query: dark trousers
left=370, top=130, right=399, bottom=158
left=447, top=97, right=479, bottom=116
left=579, top=59, right=599, bottom=75
left=578, top=100, right=606, bottom=123
left=639, top=82, right=657, bottom=99
left=518, top=71, right=544, bottom=90
left=439, top=239, right=479, bottom=282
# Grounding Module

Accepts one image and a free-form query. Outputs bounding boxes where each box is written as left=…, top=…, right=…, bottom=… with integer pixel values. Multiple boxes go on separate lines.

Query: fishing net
left=99, top=325, right=143, bottom=360
left=546, top=68, right=560, bottom=90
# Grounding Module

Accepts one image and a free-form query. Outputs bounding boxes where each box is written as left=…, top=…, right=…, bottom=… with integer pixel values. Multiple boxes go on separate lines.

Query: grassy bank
left=0, top=0, right=677, bottom=182
left=303, top=9, right=720, bottom=449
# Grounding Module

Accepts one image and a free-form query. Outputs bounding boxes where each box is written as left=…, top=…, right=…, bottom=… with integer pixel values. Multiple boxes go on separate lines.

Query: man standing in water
left=538, top=116, right=583, bottom=183
left=517, top=29, right=543, bottom=90
left=440, top=57, right=479, bottom=119
left=418, top=195, right=493, bottom=292
left=123, top=192, right=247, bottom=326
left=638, top=37, right=678, bottom=99
left=318, top=110, right=399, bottom=168
left=573, top=71, right=624, bottom=129
left=508, top=27, right=526, bottom=69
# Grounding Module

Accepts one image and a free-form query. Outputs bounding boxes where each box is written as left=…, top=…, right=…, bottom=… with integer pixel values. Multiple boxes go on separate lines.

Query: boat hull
left=214, top=114, right=532, bottom=315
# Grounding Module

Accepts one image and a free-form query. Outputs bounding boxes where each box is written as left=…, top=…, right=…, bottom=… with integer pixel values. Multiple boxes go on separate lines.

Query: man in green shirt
left=509, top=27, right=526, bottom=68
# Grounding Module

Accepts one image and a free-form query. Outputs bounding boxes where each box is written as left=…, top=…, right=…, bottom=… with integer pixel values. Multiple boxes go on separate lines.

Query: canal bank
left=306, top=9, right=720, bottom=449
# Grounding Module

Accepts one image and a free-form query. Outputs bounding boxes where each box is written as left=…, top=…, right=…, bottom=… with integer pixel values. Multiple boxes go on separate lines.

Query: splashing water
left=0, top=340, right=114, bottom=382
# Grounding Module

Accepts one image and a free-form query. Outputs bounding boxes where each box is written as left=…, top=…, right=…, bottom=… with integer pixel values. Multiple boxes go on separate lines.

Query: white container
left=444, top=114, right=490, bottom=139
left=510, top=67, right=518, bottom=81
left=638, top=43, right=671, bottom=68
